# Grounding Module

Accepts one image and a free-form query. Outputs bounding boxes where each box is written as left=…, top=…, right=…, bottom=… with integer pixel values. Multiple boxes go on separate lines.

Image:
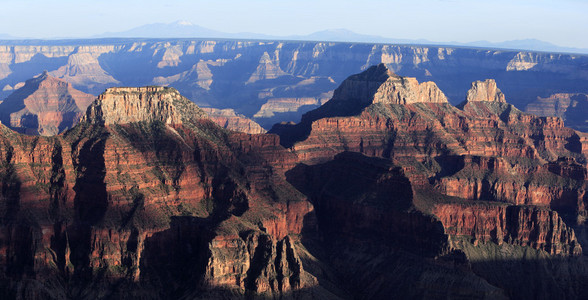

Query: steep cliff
left=0, top=72, right=95, bottom=135
left=526, top=93, right=588, bottom=132
left=465, top=79, right=506, bottom=103
left=82, top=86, right=192, bottom=125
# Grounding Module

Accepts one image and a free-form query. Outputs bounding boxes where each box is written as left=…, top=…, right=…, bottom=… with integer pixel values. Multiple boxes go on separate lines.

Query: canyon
left=0, top=62, right=587, bottom=299
left=0, top=39, right=587, bottom=132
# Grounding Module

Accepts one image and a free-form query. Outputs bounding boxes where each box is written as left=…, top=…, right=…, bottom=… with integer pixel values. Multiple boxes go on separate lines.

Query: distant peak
left=35, top=70, right=51, bottom=80
left=343, top=63, right=447, bottom=105
left=174, top=20, right=194, bottom=26
left=318, top=28, right=355, bottom=34
left=466, top=79, right=506, bottom=103
left=352, top=63, right=399, bottom=82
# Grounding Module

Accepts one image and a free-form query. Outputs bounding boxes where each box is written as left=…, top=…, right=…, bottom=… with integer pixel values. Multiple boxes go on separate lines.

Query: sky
left=1, top=0, right=587, bottom=48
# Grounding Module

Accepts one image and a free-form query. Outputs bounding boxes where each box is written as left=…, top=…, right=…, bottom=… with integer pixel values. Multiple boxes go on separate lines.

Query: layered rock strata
left=465, top=79, right=506, bottom=103
left=0, top=72, right=95, bottom=135
left=274, top=64, right=587, bottom=165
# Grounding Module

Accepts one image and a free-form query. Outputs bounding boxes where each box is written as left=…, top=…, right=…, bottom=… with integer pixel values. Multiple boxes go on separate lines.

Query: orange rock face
left=465, top=79, right=506, bottom=103
left=432, top=203, right=581, bottom=255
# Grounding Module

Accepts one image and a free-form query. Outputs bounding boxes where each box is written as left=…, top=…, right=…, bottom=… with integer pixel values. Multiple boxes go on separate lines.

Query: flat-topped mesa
left=82, top=86, right=202, bottom=125
left=465, top=79, right=506, bottom=103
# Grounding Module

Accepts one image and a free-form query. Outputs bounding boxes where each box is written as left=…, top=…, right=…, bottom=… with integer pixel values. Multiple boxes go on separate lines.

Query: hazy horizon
left=1, top=0, right=587, bottom=48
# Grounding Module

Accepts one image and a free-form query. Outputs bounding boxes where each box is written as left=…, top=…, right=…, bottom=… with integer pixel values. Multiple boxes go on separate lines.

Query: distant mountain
left=463, top=39, right=588, bottom=54
left=0, top=33, right=19, bottom=39
left=286, top=29, right=390, bottom=43
left=94, top=20, right=229, bottom=38
left=95, top=22, right=432, bottom=44
left=95, top=22, right=588, bottom=55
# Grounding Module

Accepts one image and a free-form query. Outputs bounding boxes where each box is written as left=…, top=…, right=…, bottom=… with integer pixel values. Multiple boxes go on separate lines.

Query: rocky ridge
left=274, top=64, right=588, bottom=163
left=82, top=86, right=194, bottom=125
left=0, top=72, right=95, bottom=135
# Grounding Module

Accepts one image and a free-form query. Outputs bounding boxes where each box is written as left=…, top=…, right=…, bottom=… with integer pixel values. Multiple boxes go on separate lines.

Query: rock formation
left=202, top=108, right=267, bottom=134
left=82, top=86, right=191, bottom=125
left=526, top=93, right=588, bottom=132
left=0, top=72, right=95, bottom=136
left=0, top=40, right=587, bottom=131
left=274, top=64, right=587, bottom=163
left=465, top=79, right=506, bottom=103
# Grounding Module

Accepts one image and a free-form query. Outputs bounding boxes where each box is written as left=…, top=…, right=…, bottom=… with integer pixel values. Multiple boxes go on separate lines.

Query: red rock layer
left=433, top=155, right=588, bottom=210
left=291, top=99, right=582, bottom=165
left=433, top=203, right=581, bottom=256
